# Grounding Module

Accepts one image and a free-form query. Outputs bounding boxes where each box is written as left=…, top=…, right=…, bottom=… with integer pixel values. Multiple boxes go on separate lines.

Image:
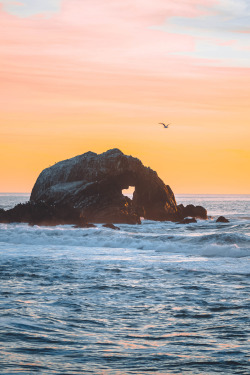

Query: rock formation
left=102, top=223, right=120, bottom=230
left=177, top=204, right=207, bottom=220
left=178, top=217, right=197, bottom=224
left=216, top=216, right=229, bottom=223
left=0, top=148, right=207, bottom=225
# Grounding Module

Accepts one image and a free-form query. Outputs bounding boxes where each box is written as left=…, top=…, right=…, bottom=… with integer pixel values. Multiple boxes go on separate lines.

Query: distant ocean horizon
left=0, top=192, right=249, bottom=374
left=1, top=192, right=249, bottom=194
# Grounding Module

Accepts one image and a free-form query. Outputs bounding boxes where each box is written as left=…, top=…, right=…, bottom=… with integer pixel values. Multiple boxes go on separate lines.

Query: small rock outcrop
left=102, top=223, right=120, bottom=230
left=177, top=204, right=207, bottom=220
left=0, top=149, right=208, bottom=225
left=178, top=217, right=197, bottom=224
left=216, top=216, right=229, bottom=223
left=0, top=201, right=84, bottom=226
left=73, top=223, right=96, bottom=228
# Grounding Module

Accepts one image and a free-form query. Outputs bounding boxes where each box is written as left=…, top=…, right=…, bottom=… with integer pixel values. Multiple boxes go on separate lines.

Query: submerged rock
left=178, top=217, right=197, bottom=224
left=1, top=148, right=208, bottom=225
left=216, top=216, right=229, bottom=223
left=73, top=223, right=96, bottom=228
left=102, top=223, right=120, bottom=230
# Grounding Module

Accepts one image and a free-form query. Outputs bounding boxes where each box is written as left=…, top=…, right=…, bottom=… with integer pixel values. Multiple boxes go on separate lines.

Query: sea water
left=0, top=193, right=249, bottom=374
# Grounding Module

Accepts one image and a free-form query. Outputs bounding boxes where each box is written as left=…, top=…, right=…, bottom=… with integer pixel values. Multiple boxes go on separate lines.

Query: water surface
left=0, top=194, right=249, bottom=374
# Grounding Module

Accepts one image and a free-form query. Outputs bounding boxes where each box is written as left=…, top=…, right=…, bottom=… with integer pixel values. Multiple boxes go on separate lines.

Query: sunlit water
left=0, top=194, right=249, bottom=374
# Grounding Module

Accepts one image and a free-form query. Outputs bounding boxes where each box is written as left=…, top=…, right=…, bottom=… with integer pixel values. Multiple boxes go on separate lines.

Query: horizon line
left=1, top=192, right=249, bottom=196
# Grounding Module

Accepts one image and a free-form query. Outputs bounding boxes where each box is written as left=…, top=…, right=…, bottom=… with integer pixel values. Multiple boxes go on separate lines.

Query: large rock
left=30, top=148, right=180, bottom=223
left=1, top=149, right=208, bottom=225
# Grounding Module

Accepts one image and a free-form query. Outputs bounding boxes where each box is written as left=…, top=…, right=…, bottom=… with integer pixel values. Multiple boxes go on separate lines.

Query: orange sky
left=0, top=0, right=249, bottom=194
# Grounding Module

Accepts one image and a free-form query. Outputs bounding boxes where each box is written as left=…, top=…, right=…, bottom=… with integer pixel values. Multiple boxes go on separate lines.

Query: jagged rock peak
left=101, top=148, right=124, bottom=156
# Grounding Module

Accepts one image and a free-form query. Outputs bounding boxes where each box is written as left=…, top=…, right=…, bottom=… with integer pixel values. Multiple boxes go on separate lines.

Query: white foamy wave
left=0, top=222, right=249, bottom=259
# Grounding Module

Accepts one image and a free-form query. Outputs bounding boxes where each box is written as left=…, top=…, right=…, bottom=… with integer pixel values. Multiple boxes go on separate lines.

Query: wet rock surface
left=177, top=204, right=207, bottom=220
left=178, top=217, right=197, bottom=224
left=102, top=223, right=120, bottom=230
left=73, top=223, right=97, bottom=229
left=0, top=201, right=83, bottom=226
left=216, top=216, right=230, bottom=223
left=0, top=149, right=208, bottom=225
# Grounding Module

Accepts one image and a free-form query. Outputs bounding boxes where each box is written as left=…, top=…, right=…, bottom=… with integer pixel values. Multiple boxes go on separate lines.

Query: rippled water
left=0, top=194, right=249, bottom=374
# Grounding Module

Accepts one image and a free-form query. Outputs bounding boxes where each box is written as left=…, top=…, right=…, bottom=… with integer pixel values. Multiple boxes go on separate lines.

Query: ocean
left=0, top=193, right=249, bottom=374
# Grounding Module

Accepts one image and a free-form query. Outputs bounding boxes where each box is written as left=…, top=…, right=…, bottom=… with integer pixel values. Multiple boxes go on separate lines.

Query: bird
left=159, top=123, right=170, bottom=128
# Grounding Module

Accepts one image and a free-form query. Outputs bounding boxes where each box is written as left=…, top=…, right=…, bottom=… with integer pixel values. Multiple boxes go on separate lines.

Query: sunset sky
left=0, top=0, right=249, bottom=194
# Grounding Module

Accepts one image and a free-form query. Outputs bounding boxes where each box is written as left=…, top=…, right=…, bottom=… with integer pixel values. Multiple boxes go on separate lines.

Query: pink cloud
left=0, top=0, right=249, bottom=116
left=0, top=0, right=200, bottom=81
left=1, top=1, right=215, bottom=61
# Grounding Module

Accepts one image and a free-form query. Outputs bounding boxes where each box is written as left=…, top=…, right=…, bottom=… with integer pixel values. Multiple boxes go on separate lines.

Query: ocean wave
left=0, top=222, right=249, bottom=258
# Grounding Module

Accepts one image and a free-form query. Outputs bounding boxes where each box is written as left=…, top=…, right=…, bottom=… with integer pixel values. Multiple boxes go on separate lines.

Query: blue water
left=0, top=194, right=249, bottom=374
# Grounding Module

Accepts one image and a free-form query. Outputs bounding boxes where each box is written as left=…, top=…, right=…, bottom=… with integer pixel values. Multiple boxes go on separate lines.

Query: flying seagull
left=159, top=123, right=170, bottom=128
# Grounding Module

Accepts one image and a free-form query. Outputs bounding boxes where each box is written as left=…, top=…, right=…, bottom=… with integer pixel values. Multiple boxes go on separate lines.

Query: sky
left=0, top=0, right=249, bottom=194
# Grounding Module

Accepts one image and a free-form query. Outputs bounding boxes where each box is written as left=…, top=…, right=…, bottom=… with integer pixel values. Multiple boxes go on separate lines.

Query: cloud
left=0, top=0, right=62, bottom=17
left=152, top=0, right=250, bottom=67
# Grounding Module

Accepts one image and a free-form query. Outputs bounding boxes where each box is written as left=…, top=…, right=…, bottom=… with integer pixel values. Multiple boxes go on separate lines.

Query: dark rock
left=178, top=217, right=197, bottom=224
left=216, top=216, right=229, bottom=223
left=0, top=148, right=208, bottom=225
left=102, top=223, right=120, bottom=230
left=73, top=223, right=96, bottom=228
left=1, top=201, right=82, bottom=226
left=177, top=204, right=207, bottom=220
left=29, top=148, right=180, bottom=223
left=0, top=209, right=7, bottom=223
